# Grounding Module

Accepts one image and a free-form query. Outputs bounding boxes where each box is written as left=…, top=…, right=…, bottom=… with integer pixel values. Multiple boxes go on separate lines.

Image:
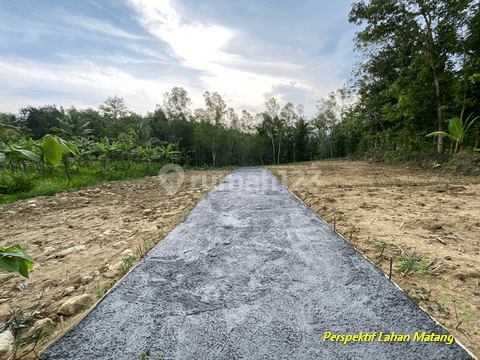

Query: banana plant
left=0, top=141, right=8, bottom=163
left=426, top=114, right=480, bottom=153
left=0, top=122, right=22, bottom=141
left=31, top=134, right=65, bottom=177
left=117, top=138, right=136, bottom=166
left=160, top=143, right=180, bottom=163
left=0, top=245, right=34, bottom=279
left=94, top=138, right=119, bottom=173
left=0, top=138, right=41, bottom=171
left=71, top=136, right=95, bottom=166
left=57, top=137, right=78, bottom=180
left=135, top=145, right=161, bottom=174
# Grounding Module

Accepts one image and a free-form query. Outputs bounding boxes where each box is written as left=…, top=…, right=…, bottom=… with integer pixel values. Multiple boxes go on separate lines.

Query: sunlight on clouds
left=125, top=0, right=294, bottom=109
left=125, top=0, right=236, bottom=68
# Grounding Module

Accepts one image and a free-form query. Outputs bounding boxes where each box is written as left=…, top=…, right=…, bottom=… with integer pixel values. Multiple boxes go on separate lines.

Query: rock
left=141, top=225, right=158, bottom=233
left=112, top=241, right=126, bottom=248
left=26, top=318, right=54, bottom=338
left=105, top=261, right=123, bottom=276
left=46, top=245, right=87, bottom=260
left=143, top=209, right=153, bottom=215
left=58, top=294, right=92, bottom=316
left=445, top=256, right=452, bottom=260
left=103, top=230, right=113, bottom=236
left=103, top=267, right=121, bottom=278
left=122, top=249, right=133, bottom=255
left=61, top=286, right=75, bottom=297
left=81, top=276, right=93, bottom=284
left=43, top=246, right=55, bottom=255
left=0, top=330, right=14, bottom=358
left=27, top=200, right=36, bottom=204
left=59, top=245, right=87, bottom=256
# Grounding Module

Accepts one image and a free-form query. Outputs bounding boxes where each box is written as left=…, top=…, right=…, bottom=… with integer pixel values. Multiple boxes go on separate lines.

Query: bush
left=0, top=171, right=38, bottom=194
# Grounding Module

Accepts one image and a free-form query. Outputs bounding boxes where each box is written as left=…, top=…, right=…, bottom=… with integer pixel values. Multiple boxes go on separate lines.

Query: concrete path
left=41, top=168, right=474, bottom=359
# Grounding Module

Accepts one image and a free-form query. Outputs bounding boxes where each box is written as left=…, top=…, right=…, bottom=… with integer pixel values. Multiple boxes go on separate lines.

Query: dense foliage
left=346, top=0, right=480, bottom=155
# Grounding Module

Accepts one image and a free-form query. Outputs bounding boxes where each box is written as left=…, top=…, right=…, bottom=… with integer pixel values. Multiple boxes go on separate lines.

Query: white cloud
left=61, top=14, right=148, bottom=40
left=0, top=57, right=185, bottom=115
left=0, top=1, right=355, bottom=118
left=124, top=0, right=304, bottom=112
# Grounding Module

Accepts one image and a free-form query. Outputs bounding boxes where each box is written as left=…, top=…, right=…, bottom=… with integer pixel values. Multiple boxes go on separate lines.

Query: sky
left=0, top=0, right=359, bottom=119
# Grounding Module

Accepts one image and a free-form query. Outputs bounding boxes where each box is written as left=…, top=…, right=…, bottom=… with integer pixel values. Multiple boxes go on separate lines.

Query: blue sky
left=0, top=0, right=359, bottom=119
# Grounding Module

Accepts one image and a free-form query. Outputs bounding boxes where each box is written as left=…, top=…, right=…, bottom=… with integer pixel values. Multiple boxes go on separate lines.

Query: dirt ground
left=268, top=160, right=480, bottom=359
left=0, top=169, right=231, bottom=358
left=1, top=161, right=480, bottom=358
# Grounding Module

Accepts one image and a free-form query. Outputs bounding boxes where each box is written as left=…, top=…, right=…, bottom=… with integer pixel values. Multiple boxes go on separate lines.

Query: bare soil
left=0, top=169, right=231, bottom=358
left=2, top=162, right=480, bottom=358
left=268, top=160, right=480, bottom=359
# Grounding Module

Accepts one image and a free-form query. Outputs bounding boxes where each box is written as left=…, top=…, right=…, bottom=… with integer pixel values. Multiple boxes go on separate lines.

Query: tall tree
left=98, top=95, right=131, bottom=119
left=98, top=96, right=132, bottom=138
left=313, top=92, right=338, bottom=158
left=262, top=97, right=281, bottom=163
left=18, top=105, right=63, bottom=140
left=279, top=102, right=298, bottom=164
left=349, top=0, right=470, bottom=153
left=203, top=91, right=227, bottom=167
left=162, top=87, right=192, bottom=140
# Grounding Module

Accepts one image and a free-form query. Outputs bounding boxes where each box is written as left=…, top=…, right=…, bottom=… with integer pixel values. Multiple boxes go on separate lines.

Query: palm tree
left=52, top=110, right=93, bottom=139
left=127, top=122, right=158, bottom=146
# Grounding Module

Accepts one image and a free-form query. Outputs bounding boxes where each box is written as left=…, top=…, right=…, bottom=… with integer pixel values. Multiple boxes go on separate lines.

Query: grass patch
left=395, top=254, right=431, bottom=276
left=0, top=161, right=168, bottom=204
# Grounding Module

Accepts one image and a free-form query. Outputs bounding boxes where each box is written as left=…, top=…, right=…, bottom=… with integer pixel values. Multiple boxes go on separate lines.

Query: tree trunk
left=270, top=134, right=276, bottom=165
left=433, top=67, right=444, bottom=154
left=423, top=16, right=444, bottom=154
left=277, top=135, right=281, bottom=165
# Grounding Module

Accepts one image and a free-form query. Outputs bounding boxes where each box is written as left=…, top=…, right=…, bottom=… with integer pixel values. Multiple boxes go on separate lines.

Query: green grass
left=121, top=254, right=138, bottom=273
left=0, top=161, right=169, bottom=204
left=395, top=254, right=430, bottom=275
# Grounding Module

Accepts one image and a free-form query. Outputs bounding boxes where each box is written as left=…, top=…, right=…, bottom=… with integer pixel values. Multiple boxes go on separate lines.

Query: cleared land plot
left=268, top=160, right=480, bottom=359
left=0, top=169, right=230, bottom=358
left=39, top=167, right=473, bottom=359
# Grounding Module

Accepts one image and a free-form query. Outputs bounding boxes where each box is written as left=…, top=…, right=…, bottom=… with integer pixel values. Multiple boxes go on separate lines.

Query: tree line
left=1, top=89, right=330, bottom=167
